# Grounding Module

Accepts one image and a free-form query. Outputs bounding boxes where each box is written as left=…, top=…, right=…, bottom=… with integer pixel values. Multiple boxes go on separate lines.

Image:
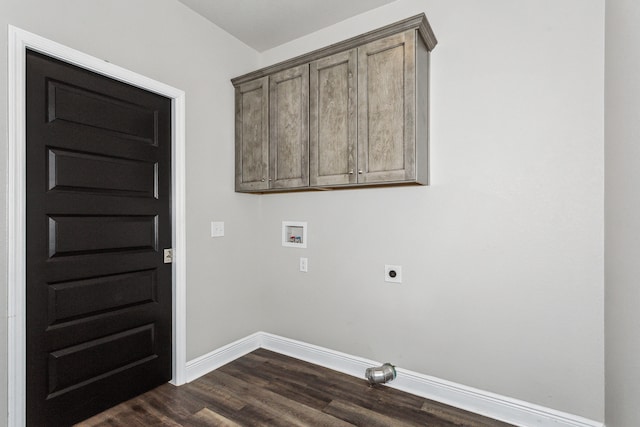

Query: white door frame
left=7, top=25, right=187, bottom=426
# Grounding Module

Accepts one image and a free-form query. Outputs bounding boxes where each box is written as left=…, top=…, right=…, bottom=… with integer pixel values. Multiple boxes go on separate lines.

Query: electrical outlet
left=385, top=265, right=402, bottom=283
left=300, top=257, right=308, bottom=272
left=211, top=221, right=224, bottom=237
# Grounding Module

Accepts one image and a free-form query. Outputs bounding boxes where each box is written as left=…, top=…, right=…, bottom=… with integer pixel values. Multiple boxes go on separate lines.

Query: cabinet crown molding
left=231, top=13, right=437, bottom=87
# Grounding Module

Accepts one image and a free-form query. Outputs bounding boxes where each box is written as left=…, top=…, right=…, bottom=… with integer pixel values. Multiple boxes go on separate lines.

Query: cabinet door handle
left=261, top=178, right=266, bottom=182
left=358, top=170, right=363, bottom=174
left=349, top=170, right=354, bottom=175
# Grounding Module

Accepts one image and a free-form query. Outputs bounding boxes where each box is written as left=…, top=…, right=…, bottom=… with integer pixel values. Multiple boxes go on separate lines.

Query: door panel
left=47, top=324, right=157, bottom=397
left=310, top=49, right=357, bottom=187
left=48, top=215, right=158, bottom=256
left=357, top=30, right=416, bottom=183
left=26, top=50, right=172, bottom=426
left=235, top=77, right=269, bottom=191
left=47, top=79, right=158, bottom=143
left=47, top=269, right=157, bottom=325
left=48, top=148, right=158, bottom=197
left=269, top=64, right=309, bottom=189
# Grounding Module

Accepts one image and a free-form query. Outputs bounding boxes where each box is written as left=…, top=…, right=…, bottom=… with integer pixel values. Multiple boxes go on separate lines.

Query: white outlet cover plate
left=385, top=265, right=402, bottom=283
left=211, top=221, right=225, bottom=237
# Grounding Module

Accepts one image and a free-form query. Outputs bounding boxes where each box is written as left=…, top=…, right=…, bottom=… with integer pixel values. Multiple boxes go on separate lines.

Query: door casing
left=7, top=25, right=187, bottom=426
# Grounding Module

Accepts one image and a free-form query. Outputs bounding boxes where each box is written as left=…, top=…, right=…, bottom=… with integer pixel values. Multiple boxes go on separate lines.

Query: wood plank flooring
left=76, top=349, right=514, bottom=426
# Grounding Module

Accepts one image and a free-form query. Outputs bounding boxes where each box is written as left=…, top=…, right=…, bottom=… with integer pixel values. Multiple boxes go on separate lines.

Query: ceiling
left=177, top=0, right=398, bottom=52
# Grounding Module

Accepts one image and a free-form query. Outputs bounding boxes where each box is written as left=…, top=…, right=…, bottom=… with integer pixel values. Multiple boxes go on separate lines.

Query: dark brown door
left=26, top=50, right=172, bottom=426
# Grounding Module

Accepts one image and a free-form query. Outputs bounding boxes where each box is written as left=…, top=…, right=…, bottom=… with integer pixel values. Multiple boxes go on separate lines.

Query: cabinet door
left=235, top=77, right=269, bottom=191
left=358, top=30, right=416, bottom=184
left=310, top=49, right=357, bottom=186
left=269, top=64, right=309, bottom=189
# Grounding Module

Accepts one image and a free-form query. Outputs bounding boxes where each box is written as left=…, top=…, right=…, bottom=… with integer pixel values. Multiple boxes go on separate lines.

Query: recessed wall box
left=282, top=221, right=307, bottom=248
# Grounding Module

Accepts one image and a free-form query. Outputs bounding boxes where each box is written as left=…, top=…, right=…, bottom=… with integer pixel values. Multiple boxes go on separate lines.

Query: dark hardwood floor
left=76, top=348, right=514, bottom=426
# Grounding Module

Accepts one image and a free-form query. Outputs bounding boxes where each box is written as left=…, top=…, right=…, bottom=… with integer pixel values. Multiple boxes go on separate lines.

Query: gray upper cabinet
left=232, top=13, right=437, bottom=193
left=270, top=64, right=310, bottom=189
left=310, top=49, right=357, bottom=186
left=235, top=77, right=269, bottom=192
left=358, top=30, right=419, bottom=184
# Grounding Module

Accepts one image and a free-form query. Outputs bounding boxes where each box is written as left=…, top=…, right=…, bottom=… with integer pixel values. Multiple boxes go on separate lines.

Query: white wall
left=257, top=0, right=605, bottom=420
left=605, top=0, right=640, bottom=425
left=0, top=1, right=263, bottom=425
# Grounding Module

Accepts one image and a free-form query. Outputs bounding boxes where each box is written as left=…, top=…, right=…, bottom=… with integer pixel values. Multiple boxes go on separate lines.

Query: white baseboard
left=185, top=332, right=261, bottom=383
left=186, top=332, right=603, bottom=427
